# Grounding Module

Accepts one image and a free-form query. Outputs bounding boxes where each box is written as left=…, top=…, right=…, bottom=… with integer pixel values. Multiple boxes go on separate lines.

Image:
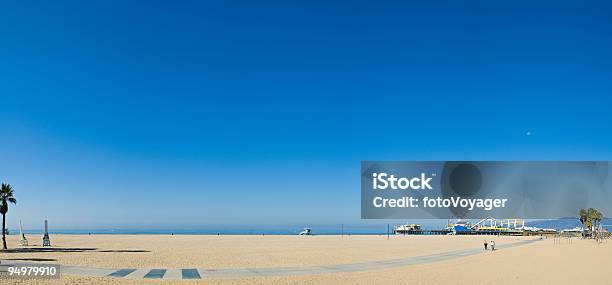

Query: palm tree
left=1, top=183, right=17, bottom=250
left=593, top=209, right=603, bottom=230
left=579, top=208, right=588, bottom=229
left=579, top=208, right=605, bottom=239
left=588, top=208, right=601, bottom=232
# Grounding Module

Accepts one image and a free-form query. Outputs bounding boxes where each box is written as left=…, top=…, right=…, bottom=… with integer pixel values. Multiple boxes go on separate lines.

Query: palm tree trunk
left=2, top=213, right=6, bottom=250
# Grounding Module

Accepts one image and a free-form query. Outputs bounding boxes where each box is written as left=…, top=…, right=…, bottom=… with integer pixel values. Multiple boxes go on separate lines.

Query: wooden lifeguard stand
left=19, top=220, right=28, bottom=246
left=42, top=220, right=51, bottom=247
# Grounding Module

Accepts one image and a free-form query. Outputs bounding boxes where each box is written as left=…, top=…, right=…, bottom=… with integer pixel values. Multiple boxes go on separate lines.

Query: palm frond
left=0, top=183, right=15, bottom=199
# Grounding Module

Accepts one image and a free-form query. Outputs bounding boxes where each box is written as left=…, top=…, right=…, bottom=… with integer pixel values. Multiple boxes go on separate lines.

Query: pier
left=394, top=217, right=565, bottom=236
left=396, top=230, right=451, bottom=235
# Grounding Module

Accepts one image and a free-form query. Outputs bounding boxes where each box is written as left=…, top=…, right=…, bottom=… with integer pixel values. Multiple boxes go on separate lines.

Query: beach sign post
left=19, top=220, right=28, bottom=246
left=43, top=220, right=51, bottom=247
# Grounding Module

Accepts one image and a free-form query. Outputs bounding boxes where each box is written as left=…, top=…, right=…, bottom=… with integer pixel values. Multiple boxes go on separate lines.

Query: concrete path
left=1, top=238, right=539, bottom=280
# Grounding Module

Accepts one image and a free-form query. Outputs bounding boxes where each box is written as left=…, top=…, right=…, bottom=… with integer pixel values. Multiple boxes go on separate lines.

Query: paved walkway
left=2, top=238, right=539, bottom=280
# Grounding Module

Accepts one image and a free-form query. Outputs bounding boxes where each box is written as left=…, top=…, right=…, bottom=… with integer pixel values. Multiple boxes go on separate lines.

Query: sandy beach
left=1, top=234, right=610, bottom=284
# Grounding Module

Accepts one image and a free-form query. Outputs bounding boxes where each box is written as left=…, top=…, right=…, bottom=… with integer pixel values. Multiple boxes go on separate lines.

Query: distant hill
left=526, top=218, right=612, bottom=230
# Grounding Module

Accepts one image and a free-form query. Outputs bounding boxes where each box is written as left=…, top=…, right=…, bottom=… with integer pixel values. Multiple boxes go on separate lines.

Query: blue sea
left=20, top=225, right=389, bottom=235
left=16, top=222, right=447, bottom=235
left=13, top=219, right=611, bottom=235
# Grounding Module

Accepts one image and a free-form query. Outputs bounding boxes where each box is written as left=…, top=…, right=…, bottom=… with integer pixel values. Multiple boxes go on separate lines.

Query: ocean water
left=12, top=219, right=611, bottom=235
left=20, top=226, right=386, bottom=235
left=16, top=222, right=448, bottom=235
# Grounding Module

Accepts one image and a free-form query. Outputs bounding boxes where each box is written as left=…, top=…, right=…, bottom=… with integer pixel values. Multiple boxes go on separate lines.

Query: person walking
left=484, top=239, right=488, bottom=250
left=490, top=240, right=495, bottom=251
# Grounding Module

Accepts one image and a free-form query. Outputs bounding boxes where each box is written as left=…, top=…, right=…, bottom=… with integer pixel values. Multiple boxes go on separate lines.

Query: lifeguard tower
left=42, top=220, right=51, bottom=247
left=298, top=228, right=312, bottom=235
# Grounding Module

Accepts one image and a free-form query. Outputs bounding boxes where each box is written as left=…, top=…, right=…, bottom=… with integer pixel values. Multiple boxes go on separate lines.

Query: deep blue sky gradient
left=1, top=1, right=611, bottom=228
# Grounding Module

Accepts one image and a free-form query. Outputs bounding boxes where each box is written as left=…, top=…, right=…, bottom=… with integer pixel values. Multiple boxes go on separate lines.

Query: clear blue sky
left=1, top=1, right=611, bottom=229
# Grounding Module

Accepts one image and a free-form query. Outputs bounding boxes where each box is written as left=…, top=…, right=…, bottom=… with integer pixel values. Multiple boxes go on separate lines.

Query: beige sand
left=1, top=234, right=610, bottom=284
